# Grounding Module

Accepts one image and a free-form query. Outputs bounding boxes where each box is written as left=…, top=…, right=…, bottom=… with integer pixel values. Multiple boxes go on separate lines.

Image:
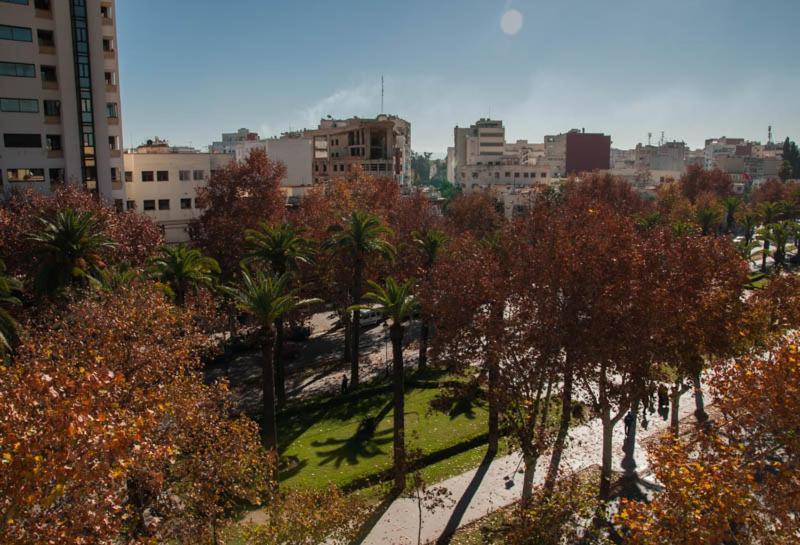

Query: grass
left=278, top=378, right=491, bottom=490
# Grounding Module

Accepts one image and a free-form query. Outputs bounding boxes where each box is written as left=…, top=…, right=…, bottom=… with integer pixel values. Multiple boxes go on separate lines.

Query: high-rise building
left=0, top=0, right=125, bottom=200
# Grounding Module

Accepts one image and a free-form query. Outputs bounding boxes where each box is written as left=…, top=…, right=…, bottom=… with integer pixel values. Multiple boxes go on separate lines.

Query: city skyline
left=117, top=0, right=800, bottom=153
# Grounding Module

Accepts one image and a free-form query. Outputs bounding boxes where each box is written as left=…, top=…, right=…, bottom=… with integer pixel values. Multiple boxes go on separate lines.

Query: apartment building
left=209, top=127, right=259, bottom=154
left=544, top=129, right=611, bottom=175
left=449, top=119, right=558, bottom=192
left=0, top=0, right=125, bottom=200
left=233, top=132, right=314, bottom=200
left=308, top=114, right=411, bottom=187
left=123, top=139, right=233, bottom=243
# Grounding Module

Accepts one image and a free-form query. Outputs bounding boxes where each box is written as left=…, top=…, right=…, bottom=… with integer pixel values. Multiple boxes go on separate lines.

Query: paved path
left=358, top=390, right=699, bottom=545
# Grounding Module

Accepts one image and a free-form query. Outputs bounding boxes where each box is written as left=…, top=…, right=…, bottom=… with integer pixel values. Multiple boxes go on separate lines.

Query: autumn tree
left=679, top=165, right=733, bottom=203
left=0, top=260, right=21, bottom=358
left=192, top=149, right=287, bottom=276
left=412, top=229, right=448, bottom=370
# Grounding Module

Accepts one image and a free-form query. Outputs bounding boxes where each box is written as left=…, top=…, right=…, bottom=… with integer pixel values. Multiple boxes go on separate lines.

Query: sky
left=117, top=0, right=800, bottom=154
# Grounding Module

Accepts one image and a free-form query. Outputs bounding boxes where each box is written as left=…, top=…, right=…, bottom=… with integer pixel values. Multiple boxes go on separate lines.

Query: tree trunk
left=487, top=302, right=502, bottom=454
left=391, top=323, right=406, bottom=491
left=342, top=310, right=351, bottom=364
left=599, top=408, right=614, bottom=500
left=544, top=355, right=573, bottom=494
left=693, top=370, right=708, bottom=425
left=274, top=317, right=286, bottom=407
left=262, top=329, right=278, bottom=452
left=175, top=283, right=186, bottom=307
left=350, top=264, right=363, bottom=387
left=418, top=318, right=429, bottom=371
left=521, top=451, right=539, bottom=504
left=621, top=398, right=640, bottom=477
left=670, top=381, right=682, bottom=434
left=762, top=240, right=770, bottom=273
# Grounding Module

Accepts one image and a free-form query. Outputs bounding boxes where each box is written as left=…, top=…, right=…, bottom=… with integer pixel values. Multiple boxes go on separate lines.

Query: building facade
left=0, top=0, right=125, bottom=200
left=545, top=129, right=611, bottom=175
left=123, top=139, right=233, bottom=243
left=307, top=115, right=411, bottom=187
left=233, top=132, right=314, bottom=199
left=209, top=127, right=259, bottom=154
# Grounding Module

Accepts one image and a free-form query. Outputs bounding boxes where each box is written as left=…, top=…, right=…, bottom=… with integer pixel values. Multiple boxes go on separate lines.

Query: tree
left=324, top=210, right=395, bottom=388
left=783, top=137, right=800, bottom=178
left=721, top=196, right=740, bottom=234
left=412, top=229, right=448, bottom=370
left=739, top=210, right=758, bottom=244
left=28, top=208, right=115, bottom=295
left=695, top=203, right=722, bottom=236
left=679, top=165, right=733, bottom=203
left=192, top=149, right=287, bottom=277
left=244, top=222, right=315, bottom=406
left=356, top=277, right=418, bottom=491
left=148, top=243, right=220, bottom=306
left=760, top=221, right=793, bottom=270
left=230, top=269, right=320, bottom=451
left=0, top=260, right=21, bottom=358
left=757, top=201, right=785, bottom=272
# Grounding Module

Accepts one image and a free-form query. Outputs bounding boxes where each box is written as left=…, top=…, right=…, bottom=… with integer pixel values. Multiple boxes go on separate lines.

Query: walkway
left=358, top=390, right=699, bottom=545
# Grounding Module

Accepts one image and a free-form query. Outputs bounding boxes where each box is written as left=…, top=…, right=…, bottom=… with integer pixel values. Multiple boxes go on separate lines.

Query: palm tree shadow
left=428, top=383, right=486, bottom=421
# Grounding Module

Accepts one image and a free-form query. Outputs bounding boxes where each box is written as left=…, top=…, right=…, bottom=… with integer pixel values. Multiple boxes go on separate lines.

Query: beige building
left=123, top=139, right=233, bottom=243
left=308, top=114, right=411, bottom=187
left=210, top=127, right=259, bottom=154
left=0, top=0, right=125, bottom=200
left=234, top=132, right=314, bottom=199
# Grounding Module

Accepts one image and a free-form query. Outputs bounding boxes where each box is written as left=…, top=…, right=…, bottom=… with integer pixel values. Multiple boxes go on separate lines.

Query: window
left=114, top=199, right=123, bottom=213
left=43, top=99, right=60, bottom=116
left=156, top=170, right=169, bottom=182
left=48, top=168, right=63, bottom=183
left=0, top=25, right=33, bottom=42
left=141, top=171, right=154, bottom=182
left=1, top=0, right=30, bottom=5
left=126, top=200, right=135, bottom=210
left=100, top=4, right=111, bottom=18
left=0, top=98, right=38, bottom=113
left=104, top=71, right=116, bottom=85
left=45, top=134, right=61, bottom=151
left=0, top=62, right=35, bottom=78
left=106, top=102, right=118, bottom=118
left=40, top=65, right=57, bottom=82
left=110, top=167, right=118, bottom=182
left=514, top=172, right=520, bottom=178
left=7, top=168, right=44, bottom=182
left=158, top=199, right=170, bottom=210
left=505, top=172, right=511, bottom=178
left=192, top=169, right=205, bottom=180
left=124, top=170, right=132, bottom=182
left=108, top=135, right=118, bottom=150
left=143, top=200, right=155, bottom=211
left=102, top=38, right=114, bottom=52
left=37, top=29, right=54, bottom=48
left=180, top=198, right=191, bottom=209
left=179, top=170, right=190, bottom=181
left=4, top=133, right=42, bottom=148
left=34, top=0, right=50, bottom=9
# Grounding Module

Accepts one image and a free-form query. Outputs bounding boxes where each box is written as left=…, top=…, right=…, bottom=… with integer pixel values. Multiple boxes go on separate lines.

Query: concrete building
left=209, top=127, right=259, bottom=154
left=233, top=132, right=314, bottom=199
left=0, top=0, right=125, bottom=200
left=544, top=129, right=611, bottom=175
left=450, top=119, right=558, bottom=192
left=307, top=115, right=411, bottom=187
left=123, top=139, right=233, bottom=243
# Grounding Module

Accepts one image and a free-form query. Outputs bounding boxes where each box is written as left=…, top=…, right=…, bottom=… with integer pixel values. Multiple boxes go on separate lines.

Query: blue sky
left=117, top=0, right=800, bottom=154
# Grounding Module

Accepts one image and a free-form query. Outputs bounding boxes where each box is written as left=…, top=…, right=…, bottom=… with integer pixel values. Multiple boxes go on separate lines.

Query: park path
left=358, top=389, right=699, bottom=545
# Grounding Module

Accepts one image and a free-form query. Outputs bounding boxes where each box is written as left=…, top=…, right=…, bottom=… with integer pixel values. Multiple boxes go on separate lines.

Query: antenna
left=768, top=125, right=773, bottom=145
left=647, top=132, right=652, bottom=146
left=380, top=75, right=384, bottom=114
left=660, top=131, right=664, bottom=146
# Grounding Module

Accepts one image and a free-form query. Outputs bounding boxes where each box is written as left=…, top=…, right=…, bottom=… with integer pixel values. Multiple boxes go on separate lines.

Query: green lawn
left=279, top=381, right=490, bottom=490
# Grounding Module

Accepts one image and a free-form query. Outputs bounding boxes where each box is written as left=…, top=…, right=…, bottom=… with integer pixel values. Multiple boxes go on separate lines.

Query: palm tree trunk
left=274, top=317, right=286, bottom=408
left=762, top=240, right=770, bottom=272
left=351, top=264, right=363, bottom=387
left=390, top=323, right=406, bottom=491
left=175, top=284, right=186, bottom=306
left=262, top=328, right=278, bottom=452
left=342, top=310, right=352, bottom=364
left=418, top=318, right=429, bottom=371
left=544, top=353, right=573, bottom=494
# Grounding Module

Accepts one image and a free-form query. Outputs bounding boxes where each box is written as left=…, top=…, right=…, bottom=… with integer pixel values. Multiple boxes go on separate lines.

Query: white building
left=123, top=139, right=233, bottom=243
left=209, top=127, right=259, bottom=154
left=233, top=132, right=314, bottom=198
left=0, top=0, right=125, bottom=200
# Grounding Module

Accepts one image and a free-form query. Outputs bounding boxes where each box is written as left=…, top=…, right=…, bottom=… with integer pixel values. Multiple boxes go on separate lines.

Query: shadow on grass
left=428, top=380, right=487, bottom=421
left=312, top=428, right=394, bottom=469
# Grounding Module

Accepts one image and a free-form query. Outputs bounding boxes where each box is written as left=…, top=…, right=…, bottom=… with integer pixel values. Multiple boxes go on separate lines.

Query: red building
left=565, top=130, right=611, bottom=174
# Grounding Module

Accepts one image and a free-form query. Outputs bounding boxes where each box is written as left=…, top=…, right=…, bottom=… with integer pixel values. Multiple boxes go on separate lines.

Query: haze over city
left=117, top=0, right=800, bottom=153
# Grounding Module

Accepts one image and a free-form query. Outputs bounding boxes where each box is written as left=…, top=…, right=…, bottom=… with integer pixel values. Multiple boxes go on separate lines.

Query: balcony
left=44, top=115, right=61, bottom=125
left=104, top=50, right=115, bottom=60
left=41, top=80, right=58, bottom=90
left=47, top=149, right=63, bottom=159
left=110, top=149, right=121, bottom=158
left=107, top=117, right=119, bottom=126
left=105, top=83, right=118, bottom=93
left=112, top=180, right=122, bottom=191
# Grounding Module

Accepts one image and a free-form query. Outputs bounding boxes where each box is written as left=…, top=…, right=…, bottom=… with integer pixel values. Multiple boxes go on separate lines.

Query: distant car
left=358, top=307, right=385, bottom=328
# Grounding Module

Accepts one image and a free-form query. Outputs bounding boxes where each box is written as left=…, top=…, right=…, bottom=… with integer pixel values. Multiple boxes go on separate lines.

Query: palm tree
left=324, top=210, right=395, bottom=388
left=412, top=229, right=448, bottom=370
left=740, top=211, right=758, bottom=245
left=28, top=209, right=115, bottom=295
left=230, top=269, right=321, bottom=451
left=695, top=205, right=721, bottom=236
left=149, top=244, right=220, bottom=305
left=760, top=221, right=793, bottom=270
left=758, top=202, right=784, bottom=272
left=356, top=277, right=418, bottom=491
left=0, top=260, right=22, bottom=358
left=635, top=212, right=661, bottom=233
left=244, top=222, right=315, bottom=406
left=721, top=196, right=740, bottom=234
